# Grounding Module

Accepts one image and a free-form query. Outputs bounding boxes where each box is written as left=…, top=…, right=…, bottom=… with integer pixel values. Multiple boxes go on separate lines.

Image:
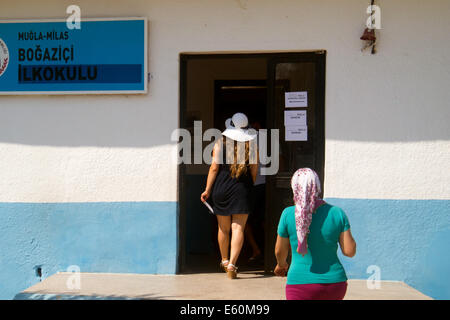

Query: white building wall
left=0, top=0, right=449, bottom=203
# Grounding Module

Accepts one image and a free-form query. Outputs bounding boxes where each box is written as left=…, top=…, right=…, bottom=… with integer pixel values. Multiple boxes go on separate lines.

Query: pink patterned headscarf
left=291, top=168, right=325, bottom=256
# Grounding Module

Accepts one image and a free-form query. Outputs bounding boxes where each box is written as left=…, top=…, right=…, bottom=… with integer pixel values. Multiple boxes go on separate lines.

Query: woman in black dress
left=200, top=113, right=258, bottom=279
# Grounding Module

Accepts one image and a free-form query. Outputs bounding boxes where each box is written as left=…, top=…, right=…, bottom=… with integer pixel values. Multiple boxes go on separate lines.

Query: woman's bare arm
left=201, top=142, right=221, bottom=202
left=274, top=235, right=290, bottom=276
left=339, top=229, right=356, bottom=257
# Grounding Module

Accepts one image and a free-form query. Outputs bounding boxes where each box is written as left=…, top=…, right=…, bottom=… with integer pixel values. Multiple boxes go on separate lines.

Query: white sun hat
left=222, top=112, right=257, bottom=142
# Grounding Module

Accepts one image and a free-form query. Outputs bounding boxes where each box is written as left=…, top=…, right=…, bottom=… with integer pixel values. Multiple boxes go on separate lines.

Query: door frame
left=178, top=51, right=326, bottom=274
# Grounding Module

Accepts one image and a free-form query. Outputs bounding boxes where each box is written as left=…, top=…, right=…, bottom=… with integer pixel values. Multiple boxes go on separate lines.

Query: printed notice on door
left=284, top=110, right=307, bottom=126
left=285, top=91, right=307, bottom=108
left=285, top=126, right=308, bottom=141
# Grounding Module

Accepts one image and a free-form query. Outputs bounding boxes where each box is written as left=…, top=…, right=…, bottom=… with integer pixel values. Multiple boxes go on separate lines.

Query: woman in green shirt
left=274, top=168, right=356, bottom=300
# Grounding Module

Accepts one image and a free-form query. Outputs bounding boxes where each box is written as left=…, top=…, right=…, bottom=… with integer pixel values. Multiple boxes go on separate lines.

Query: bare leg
left=229, top=214, right=249, bottom=266
left=245, top=223, right=261, bottom=258
left=216, top=215, right=231, bottom=262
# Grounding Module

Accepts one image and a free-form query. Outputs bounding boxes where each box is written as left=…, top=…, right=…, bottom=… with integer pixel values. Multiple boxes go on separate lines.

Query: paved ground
left=15, top=271, right=432, bottom=300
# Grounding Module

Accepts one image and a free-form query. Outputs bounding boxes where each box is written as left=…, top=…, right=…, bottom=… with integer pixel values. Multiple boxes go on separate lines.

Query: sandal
left=220, top=260, right=229, bottom=272
left=227, top=263, right=238, bottom=279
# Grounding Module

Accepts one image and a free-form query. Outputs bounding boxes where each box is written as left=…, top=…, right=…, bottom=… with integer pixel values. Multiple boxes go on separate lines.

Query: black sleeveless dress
left=211, top=138, right=253, bottom=216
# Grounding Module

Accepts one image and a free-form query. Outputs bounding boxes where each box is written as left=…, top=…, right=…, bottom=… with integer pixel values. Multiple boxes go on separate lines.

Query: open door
left=264, top=52, right=326, bottom=273
left=178, top=52, right=325, bottom=274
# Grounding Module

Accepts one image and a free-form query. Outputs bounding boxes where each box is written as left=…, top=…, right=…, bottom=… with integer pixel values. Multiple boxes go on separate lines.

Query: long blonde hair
left=223, top=136, right=250, bottom=179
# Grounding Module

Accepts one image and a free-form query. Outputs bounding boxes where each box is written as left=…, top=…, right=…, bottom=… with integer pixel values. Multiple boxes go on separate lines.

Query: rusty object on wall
left=360, top=28, right=376, bottom=42
left=360, top=27, right=377, bottom=54
left=361, top=0, right=377, bottom=54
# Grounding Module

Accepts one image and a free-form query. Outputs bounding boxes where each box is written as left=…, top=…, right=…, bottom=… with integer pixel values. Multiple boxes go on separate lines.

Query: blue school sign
left=0, top=17, right=147, bottom=94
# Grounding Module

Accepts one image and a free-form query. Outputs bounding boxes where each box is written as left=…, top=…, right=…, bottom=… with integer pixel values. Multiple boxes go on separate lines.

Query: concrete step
left=14, top=272, right=432, bottom=300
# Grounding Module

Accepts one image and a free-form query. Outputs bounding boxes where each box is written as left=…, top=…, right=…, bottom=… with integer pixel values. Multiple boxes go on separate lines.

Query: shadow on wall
left=1, top=53, right=450, bottom=148
left=0, top=94, right=175, bottom=148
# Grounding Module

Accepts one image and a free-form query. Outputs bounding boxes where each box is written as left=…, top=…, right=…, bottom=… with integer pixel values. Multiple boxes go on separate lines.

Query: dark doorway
left=213, top=79, right=268, bottom=272
left=178, top=52, right=326, bottom=274
left=214, top=80, right=267, bottom=131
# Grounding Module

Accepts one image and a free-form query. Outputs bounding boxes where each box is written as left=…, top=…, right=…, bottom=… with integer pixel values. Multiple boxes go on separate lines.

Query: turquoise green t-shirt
left=277, top=203, right=351, bottom=285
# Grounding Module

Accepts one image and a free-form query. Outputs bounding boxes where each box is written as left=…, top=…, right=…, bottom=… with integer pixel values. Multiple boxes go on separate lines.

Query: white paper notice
left=202, top=201, right=214, bottom=214
left=285, top=91, right=308, bottom=108
left=285, top=110, right=307, bottom=126
left=285, top=126, right=308, bottom=141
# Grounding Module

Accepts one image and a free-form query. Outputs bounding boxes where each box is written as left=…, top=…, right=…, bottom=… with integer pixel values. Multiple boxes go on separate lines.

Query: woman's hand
left=274, top=236, right=290, bottom=276
left=274, top=263, right=289, bottom=277
left=200, top=190, right=210, bottom=202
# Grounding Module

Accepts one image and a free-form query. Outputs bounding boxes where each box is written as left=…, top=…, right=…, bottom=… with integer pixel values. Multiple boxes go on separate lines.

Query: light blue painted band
left=1, top=199, right=448, bottom=300
left=326, top=198, right=450, bottom=300
left=0, top=201, right=178, bottom=299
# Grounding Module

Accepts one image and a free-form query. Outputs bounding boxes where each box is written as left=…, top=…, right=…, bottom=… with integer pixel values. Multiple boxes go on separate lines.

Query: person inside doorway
left=274, top=168, right=356, bottom=300
left=200, top=112, right=258, bottom=279
left=245, top=120, right=265, bottom=264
